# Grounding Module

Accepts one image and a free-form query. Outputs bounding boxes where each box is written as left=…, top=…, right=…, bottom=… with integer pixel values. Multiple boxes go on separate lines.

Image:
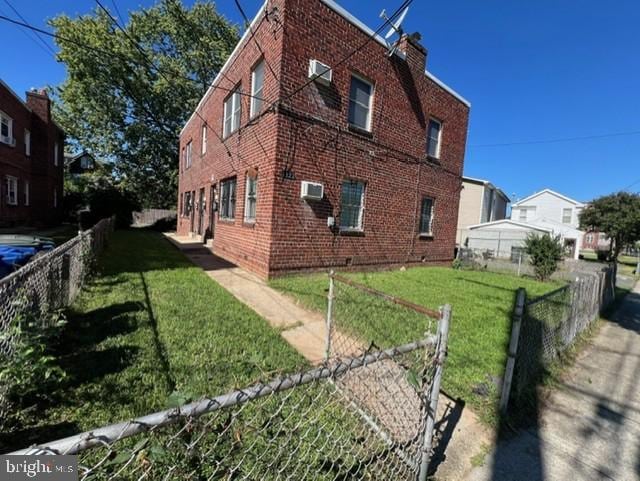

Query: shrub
left=524, top=233, right=564, bottom=281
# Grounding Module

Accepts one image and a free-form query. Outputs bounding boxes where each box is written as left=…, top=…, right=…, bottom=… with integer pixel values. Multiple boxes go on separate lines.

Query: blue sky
left=1, top=0, right=639, bottom=202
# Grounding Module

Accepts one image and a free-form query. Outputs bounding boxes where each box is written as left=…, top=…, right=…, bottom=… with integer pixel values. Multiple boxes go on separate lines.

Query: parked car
left=0, top=235, right=55, bottom=278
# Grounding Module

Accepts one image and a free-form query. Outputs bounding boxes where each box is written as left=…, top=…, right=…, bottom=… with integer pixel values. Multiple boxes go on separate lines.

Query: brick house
left=177, top=0, right=470, bottom=278
left=0, top=80, right=64, bottom=226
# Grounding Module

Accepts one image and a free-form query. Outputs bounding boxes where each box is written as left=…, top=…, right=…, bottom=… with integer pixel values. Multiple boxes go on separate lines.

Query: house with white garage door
left=462, top=189, right=585, bottom=260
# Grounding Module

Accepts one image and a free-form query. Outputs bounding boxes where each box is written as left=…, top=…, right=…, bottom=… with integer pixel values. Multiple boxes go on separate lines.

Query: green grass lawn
left=6, top=229, right=304, bottom=451
left=271, top=268, right=561, bottom=423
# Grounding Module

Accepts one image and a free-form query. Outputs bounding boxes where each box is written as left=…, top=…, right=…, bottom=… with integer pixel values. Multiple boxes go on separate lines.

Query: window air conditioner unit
left=308, top=59, right=332, bottom=85
left=300, top=181, right=324, bottom=201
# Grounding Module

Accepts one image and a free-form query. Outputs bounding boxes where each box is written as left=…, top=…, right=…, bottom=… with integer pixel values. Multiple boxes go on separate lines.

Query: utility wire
left=469, top=129, right=640, bottom=148
left=233, top=0, right=279, bottom=82
left=0, top=13, right=263, bottom=101
left=1, top=0, right=56, bottom=56
left=110, top=0, right=126, bottom=27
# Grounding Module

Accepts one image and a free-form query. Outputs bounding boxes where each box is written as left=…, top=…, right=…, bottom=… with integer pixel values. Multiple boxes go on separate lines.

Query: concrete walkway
left=163, top=234, right=363, bottom=362
left=468, top=282, right=640, bottom=481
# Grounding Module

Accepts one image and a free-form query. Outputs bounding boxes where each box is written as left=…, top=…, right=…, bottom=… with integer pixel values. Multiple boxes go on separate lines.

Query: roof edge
left=513, top=188, right=584, bottom=207
left=468, top=219, right=552, bottom=232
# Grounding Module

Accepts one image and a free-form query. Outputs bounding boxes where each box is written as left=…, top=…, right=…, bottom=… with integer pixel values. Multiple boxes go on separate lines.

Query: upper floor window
left=518, top=208, right=527, bottom=222
left=426, top=118, right=442, bottom=158
left=5, top=176, right=17, bottom=206
left=220, top=177, right=237, bottom=220
left=340, top=180, right=365, bottom=231
left=586, top=233, right=594, bottom=243
left=0, top=111, right=13, bottom=144
left=54, top=141, right=59, bottom=166
left=24, top=180, right=29, bottom=206
left=201, top=125, right=207, bottom=154
left=223, top=87, right=241, bottom=137
left=244, top=174, right=257, bottom=222
left=419, top=197, right=434, bottom=235
left=348, top=75, right=373, bottom=132
left=562, top=208, right=572, bottom=224
left=25, top=129, right=31, bottom=156
left=185, top=141, right=192, bottom=169
left=250, top=59, right=265, bottom=118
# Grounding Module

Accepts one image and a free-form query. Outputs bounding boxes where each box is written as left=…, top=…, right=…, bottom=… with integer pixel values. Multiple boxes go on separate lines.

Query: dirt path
left=468, top=283, right=640, bottom=481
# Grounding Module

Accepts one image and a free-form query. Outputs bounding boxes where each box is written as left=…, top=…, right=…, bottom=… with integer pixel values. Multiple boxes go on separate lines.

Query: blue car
left=0, top=235, right=55, bottom=278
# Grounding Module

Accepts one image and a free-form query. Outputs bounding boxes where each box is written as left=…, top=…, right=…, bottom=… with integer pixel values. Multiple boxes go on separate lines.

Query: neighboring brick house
left=0, top=80, right=64, bottom=226
left=178, top=0, right=470, bottom=278
left=582, top=231, right=610, bottom=251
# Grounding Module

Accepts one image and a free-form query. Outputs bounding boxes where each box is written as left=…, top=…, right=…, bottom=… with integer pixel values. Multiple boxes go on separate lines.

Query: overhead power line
left=1, top=0, right=56, bottom=56
left=469, top=129, right=640, bottom=148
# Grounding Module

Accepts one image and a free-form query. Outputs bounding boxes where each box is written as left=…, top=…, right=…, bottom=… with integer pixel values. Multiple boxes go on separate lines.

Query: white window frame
left=419, top=197, right=435, bottom=235
left=54, top=141, right=59, bottom=166
left=220, top=177, right=237, bottom=220
left=562, top=207, right=572, bottom=224
left=5, top=176, right=18, bottom=206
left=586, top=233, right=593, bottom=243
left=426, top=118, right=442, bottom=159
left=201, top=124, right=207, bottom=154
left=24, top=180, right=29, bottom=206
left=250, top=59, right=265, bottom=118
left=347, top=74, right=374, bottom=132
left=223, top=87, right=242, bottom=137
left=518, top=208, right=527, bottom=222
left=185, top=141, right=192, bottom=169
left=244, top=174, right=258, bottom=223
left=340, top=180, right=366, bottom=232
left=24, top=129, right=31, bottom=156
left=0, top=110, right=13, bottom=145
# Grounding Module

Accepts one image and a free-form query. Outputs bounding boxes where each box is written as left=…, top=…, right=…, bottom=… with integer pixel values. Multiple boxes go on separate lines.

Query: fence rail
left=0, top=217, right=115, bottom=423
left=9, top=272, right=452, bottom=481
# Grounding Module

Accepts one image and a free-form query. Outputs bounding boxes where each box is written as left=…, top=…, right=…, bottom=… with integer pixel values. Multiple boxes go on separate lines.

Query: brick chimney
left=26, top=88, right=51, bottom=124
left=398, top=33, right=427, bottom=72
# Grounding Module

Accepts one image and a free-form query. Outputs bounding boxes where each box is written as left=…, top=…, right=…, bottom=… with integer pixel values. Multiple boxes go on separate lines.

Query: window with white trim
left=5, top=176, right=18, bottom=206
left=24, top=129, right=31, bottom=156
left=419, top=197, right=434, bottom=235
left=562, top=207, right=572, bottom=224
left=426, top=118, right=442, bottom=158
left=0, top=111, right=13, bottom=144
left=586, top=233, right=594, bottom=243
left=250, top=59, right=265, bottom=118
left=201, top=124, right=207, bottom=154
left=54, top=141, right=59, bottom=166
left=244, top=174, right=257, bottom=222
left=220, top=177, right=237, bottom=220
left=348, top=75, right=373, bottom=131
left=223, top=87, right=241, bottom=137
left=340, top=180, right=365, bottom=231
left=185, top=141, right=192, bottom=169
left=24, top=180, right=29, bottom=206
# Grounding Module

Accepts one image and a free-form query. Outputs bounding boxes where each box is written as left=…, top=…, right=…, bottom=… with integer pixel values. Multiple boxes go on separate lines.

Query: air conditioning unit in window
left=300, top=181, right=324, bottom=201
left=308, top=59, right=332, bottom=85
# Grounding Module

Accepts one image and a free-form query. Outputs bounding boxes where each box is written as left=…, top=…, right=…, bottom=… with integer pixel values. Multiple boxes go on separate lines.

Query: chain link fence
left=10, top=273, right=451, bottom=481
left=502, top=264, right=616, bottom=410
left=0, top=217, right=115, bottom=423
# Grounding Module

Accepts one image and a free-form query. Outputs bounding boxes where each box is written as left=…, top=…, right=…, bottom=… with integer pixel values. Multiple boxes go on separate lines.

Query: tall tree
left=51, top=0, right=239, bottom=208
left=579, top=192, right=640, bottom=260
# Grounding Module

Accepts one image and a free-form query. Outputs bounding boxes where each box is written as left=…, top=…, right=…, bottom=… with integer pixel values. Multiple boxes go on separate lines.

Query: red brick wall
left=178, top=0, right=469, bottom=278
left=0, top=84, right=64, bottom=226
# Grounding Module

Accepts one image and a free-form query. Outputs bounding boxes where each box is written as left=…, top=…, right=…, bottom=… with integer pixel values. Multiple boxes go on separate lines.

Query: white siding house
left=510, top=189, right=585, bottom=259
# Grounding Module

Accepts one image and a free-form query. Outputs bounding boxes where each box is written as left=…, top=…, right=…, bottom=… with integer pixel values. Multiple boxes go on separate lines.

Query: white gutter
left=179, top=0, right=269, bottom=137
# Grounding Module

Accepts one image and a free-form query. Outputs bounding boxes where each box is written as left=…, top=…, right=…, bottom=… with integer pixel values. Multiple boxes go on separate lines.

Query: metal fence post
left=499, top=288, right=526, bottom=414
left=418, top=303, right=451, bottom=481
left=325, top=270, right=335, bottom=361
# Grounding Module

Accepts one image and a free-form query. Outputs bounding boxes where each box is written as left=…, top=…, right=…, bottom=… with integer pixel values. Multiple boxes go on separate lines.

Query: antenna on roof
left=379, top=6, right=410, bottom=57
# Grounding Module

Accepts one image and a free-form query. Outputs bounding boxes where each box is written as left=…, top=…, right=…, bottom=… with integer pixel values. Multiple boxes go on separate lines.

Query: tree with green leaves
left=51, top=0, right=239, bottom=208
left=524, top=233, right=564, bottom=282
left=579, top=192, right=640, bottom=260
